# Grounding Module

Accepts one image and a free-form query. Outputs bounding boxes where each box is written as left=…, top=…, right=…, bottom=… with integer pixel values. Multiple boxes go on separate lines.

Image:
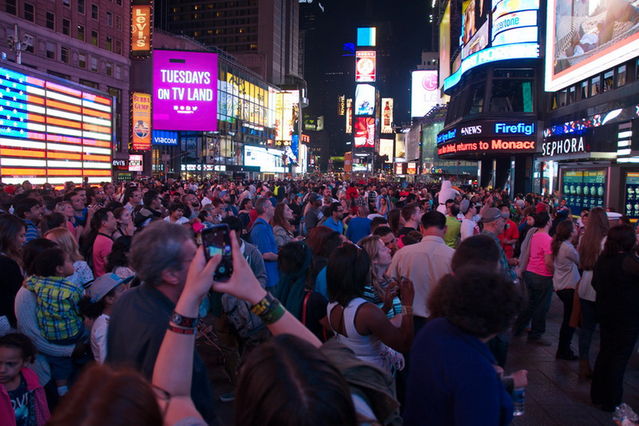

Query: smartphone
left=201, top=224, right=233, bottom=281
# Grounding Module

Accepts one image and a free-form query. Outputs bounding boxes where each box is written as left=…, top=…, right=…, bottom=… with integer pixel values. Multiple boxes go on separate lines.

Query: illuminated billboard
left=152, top=130, right=178, bottom=146
left=355, top=84, right=375, bottom=116
left=380, top=138, right=394, bottom=162
left=0, top=66, right=113, bottom=185
left=545, top=0, right=639, bottom=92
left=131, top=3, right=152, bottom=56
left=381, top=98, right=393, bottom=134
left=354, top=117, right=375, bottom=148
left=355, top=51, right=376, bottom=82
left=274, top=90, right=299, bottom=143
left=131, top=92, right=151, bottom=151
left=411, top=70, right=439, bottom=118
left=345, top=98, right=353, bottom=133
left=439, top=2, right=452, bottom=87
left=444, top=0, right=540, bottom=92
left=153, top=50, right=218, bottom=131
left=244, top=145, right=286, bottom=173
left=357, top=27, right=376, bottom=47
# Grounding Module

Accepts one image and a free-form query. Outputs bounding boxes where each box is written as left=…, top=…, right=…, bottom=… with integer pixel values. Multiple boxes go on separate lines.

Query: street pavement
left=199, top=296, right=639, bottom=425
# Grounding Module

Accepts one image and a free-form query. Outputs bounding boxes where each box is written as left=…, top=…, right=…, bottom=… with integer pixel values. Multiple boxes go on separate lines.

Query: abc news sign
left=436, top=120, right=537, bottom=157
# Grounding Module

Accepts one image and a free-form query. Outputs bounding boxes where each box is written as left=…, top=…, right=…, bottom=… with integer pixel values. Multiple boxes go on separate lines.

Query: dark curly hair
left=428, top=267, right=522, bottom=338
left=0, top=333, right=37, bottom=363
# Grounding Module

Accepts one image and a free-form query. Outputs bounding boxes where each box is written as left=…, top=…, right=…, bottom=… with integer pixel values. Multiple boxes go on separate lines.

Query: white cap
left=606, top=211, right=622, bottom=220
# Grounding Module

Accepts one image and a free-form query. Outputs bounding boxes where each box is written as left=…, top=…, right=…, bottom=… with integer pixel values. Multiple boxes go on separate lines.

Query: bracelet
left=167, top=323, right=196, bottom=335
left=250, top=293, right=286, bottom=325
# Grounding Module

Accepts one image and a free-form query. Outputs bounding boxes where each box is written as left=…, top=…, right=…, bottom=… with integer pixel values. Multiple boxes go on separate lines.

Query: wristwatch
left=170, top=311, right=200, bottom=328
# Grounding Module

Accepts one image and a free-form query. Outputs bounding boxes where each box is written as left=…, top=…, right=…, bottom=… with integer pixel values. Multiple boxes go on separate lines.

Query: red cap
left=535, top=202, right=547, bottom=214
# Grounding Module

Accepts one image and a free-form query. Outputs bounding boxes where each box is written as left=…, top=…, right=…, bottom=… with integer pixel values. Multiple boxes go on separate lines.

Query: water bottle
left=512, top=387, right=525, bottom=416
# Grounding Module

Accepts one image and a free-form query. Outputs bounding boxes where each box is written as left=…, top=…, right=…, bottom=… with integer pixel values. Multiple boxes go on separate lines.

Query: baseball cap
left=460, top=199, right=471, bottom=214
left=606, top=211, right=622, bottom=221
left=86, top=273, right=132, bottom=303
left=480, top=207, right=503, bottom=223
left=308, top=193, right=321, bottom=203
left=535, top=202, right=548, bottom=214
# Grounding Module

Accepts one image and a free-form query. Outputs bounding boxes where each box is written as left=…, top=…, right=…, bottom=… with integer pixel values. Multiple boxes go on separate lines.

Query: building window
left=78, top=0, right=85, bottom=14
left=90, top=57, right=98, bottom=72
left=46, top=12, right=55, bottom=29
left=24, top=34, right=34, bottom=52
left=105, top=62, right=113, bottom=76
left=580, top=80, right=589, bottom=99
left=60, top=47, right=69, bottom=63
left=116, top=0, right=121, bottom=5
left=115, top=15, right=121, bottom=30
left=77, top=25, right=85, bottom=41
left=590, top=75, right=601, bottom=97
left=23, top=3, right=34, bottom=21
left=603, top=70, right=614, bottom=92
left=79, top=79, right=100, bottom=89
left=78, top=54, right=87, bottom=68
left=616, top=64, right=627, bottom=87
left=115, top=40, right=122, bottom=54
left=106, top=11, right=113, bottom=26
left=105, top=36, right=113, bottom=51
left=48, top=70, right=71, bottom=80
left=557, top=89, right=567, bottom=107
left=63, top=0, right=69, bottom=6
left=115, top=65, right=121, bottom=79
left=91, top=31, right=98, bottom=46
left=568, top=85, right=576, bottom=104
left=46, top=42, right=56, bottom=59
left=489, top=79, right=534, bottom=113
left=62, top=19, right=70, bottom=35
left=6, top=0, right=16, bottom=15
left=91, top=4, right=98, bottom=19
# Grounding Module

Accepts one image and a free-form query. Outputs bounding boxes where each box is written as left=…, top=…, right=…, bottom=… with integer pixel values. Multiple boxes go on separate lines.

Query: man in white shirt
left=388, top=211, right=454, bottom=332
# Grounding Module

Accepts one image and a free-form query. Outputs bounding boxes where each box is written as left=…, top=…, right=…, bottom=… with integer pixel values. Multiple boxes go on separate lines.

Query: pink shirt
left=526, top=232, right=553, bottom=277
left=92, top=234, right=113, bottom=277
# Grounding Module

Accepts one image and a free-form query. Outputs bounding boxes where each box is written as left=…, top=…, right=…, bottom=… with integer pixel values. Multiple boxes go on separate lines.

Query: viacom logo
left=541, top=136, right=586, bottom=157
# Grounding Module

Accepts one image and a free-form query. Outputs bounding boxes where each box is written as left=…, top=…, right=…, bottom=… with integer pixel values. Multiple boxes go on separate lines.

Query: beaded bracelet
left=251, top=293, right=286, bottom=325
left=167, top=323, right=196, bottom=335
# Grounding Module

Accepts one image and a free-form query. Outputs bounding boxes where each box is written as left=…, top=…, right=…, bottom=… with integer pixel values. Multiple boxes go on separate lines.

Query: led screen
left=411, top=70, right=439, bottom=117
left=345, top=98, right=353, bottom=133
left=131, top=4, right=152, bottom=56
left=380, top=138, right=393, bottom=162
left=443, top=0, right=540, bottom=91
left=545, top=0, right=639, bottom=91
left=131, top=92, right=151, bottom=151
left=355, top=84, right=375, bottom=116
left=354, top=117, right=375, bottom=148
left=355, top=51, right=376, bottom=82
left=381, top=98, right=393, bottom=134
left=243, top=145, right=286, bottom=173
left=357, top=27, right=377, bottom=47
left=274, top=90, right=299, bottom=143
left=0, top=66, right=113, bottom=185
left=153, top=50, right=218, bottom=131
left=152, top=130, right=178, bottom=145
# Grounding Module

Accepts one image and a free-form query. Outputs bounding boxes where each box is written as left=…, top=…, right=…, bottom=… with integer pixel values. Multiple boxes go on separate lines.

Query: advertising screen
left=129, top=154, right=143, bottom=172
left=357, top=27, right=377, bottom=47
left=243, top=145, right=286, bottom=173
left=275, top=90, right=299, bottom=143
left=562, top=169, right=606, bottom=212
left=625, top=172, right=639, bottom=221
left=395, top=133, right=406, bottom=161
left=131, top=3, right=152, bottom=56
left=345, top=98, right=353, bottom=133
left=355, top=51, right=376, bottom=82
left=380, top=138, right=394, bottom=162
left=0, top=66, right=113, bottom=185
left=354, top=117, right=375, bottom=148
left=355, top=84, right=375, bottom=116
left=381, top=98, right=393, bottom=134
left=439, top=2, right=452, bottom=87
left=131, top=92, right=151, bottom=151
left=545, top=0, right=639, bottom=92
left=444, top=0, right=540, bottom=91
left=411, top=70, right=439, bottom=118
left=153, top=50, right=218, bottom=131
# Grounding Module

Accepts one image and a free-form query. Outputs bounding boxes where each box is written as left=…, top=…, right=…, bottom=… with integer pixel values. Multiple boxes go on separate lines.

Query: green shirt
left=444, top=216, right=461, bottom=248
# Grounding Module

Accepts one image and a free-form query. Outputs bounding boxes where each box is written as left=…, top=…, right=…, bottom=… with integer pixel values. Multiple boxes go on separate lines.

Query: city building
left=540, top=0, right=639, bottom=221
left=435, top=0, right=542, bottom=194
left=155, top=0, right=302, bottom=87
left=0, top=0, right=130, bottom=158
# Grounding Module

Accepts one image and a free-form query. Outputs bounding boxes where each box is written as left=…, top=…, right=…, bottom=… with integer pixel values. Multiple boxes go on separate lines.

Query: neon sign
left=438, top=139, right=536, bottom=156
left=541, top=136, right=586, bottom=157
left=495, top=122, right=535, bottom=135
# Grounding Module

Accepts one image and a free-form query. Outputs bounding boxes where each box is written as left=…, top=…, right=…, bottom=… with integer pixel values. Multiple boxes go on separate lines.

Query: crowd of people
left=0, top=176, right=637, bottom=425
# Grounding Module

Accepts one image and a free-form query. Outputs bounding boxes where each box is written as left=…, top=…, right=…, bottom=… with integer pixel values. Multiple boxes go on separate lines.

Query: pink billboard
left=153, top=50, right=218, bottom=131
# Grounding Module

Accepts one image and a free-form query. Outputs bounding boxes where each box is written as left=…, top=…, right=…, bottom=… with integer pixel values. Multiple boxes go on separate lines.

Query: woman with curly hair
left=405, top=267, right=523, bottom=426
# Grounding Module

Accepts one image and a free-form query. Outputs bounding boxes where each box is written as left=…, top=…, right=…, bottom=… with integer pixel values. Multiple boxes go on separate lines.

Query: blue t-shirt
left=250, top=218, right=280, bottom=288
left=346, top=217, right=372, bottom=243
left=323, top=216, right=344, bottom=234
left=404, top=318, right=514, bottom=426
left=315, top=266, right=328, bottom=299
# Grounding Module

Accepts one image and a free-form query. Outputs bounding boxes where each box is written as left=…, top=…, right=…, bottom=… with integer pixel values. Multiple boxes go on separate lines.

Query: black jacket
left=592, top=252, right=639, bottom=326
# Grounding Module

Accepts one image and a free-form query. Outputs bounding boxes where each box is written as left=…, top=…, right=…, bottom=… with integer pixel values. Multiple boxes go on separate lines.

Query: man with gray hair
left=106, top=221, right=217, bottom=424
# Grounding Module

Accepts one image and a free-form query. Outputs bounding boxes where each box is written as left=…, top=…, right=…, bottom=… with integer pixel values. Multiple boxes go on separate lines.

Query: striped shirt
left=24, top=220, right=40, bottom=244
left=25, top=276, right=84, bottom=342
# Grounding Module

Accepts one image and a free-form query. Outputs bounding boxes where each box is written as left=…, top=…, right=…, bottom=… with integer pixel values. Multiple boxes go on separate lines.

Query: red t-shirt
left=498, top=219, right=519, bottom=259
left=92, top=234, right=113, bottom=277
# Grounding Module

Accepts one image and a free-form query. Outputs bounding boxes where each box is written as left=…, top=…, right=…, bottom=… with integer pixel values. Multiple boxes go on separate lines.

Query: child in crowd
left=79, top=273, right=131, bottom=364
left=25, top=247, right=84, bottom=396
left=0, top=333, right=50, bottom=426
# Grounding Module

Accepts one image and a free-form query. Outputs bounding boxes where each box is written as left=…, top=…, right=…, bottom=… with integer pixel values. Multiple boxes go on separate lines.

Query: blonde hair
left=44, top=227, right=83, bottom=262
left=358, top=235, right=383, bottom=294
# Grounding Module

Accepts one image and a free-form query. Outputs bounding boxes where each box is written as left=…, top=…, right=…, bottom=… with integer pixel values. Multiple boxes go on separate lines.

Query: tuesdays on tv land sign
left=153, top=50, right=218, bottom=132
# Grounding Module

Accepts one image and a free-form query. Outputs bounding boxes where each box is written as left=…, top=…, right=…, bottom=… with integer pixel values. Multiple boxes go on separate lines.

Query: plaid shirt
left=25, top=276, right=83, bottom=342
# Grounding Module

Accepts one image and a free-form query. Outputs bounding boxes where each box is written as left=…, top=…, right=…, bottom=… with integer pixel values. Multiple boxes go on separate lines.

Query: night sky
left=303, top=0, right=434, bottom=155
